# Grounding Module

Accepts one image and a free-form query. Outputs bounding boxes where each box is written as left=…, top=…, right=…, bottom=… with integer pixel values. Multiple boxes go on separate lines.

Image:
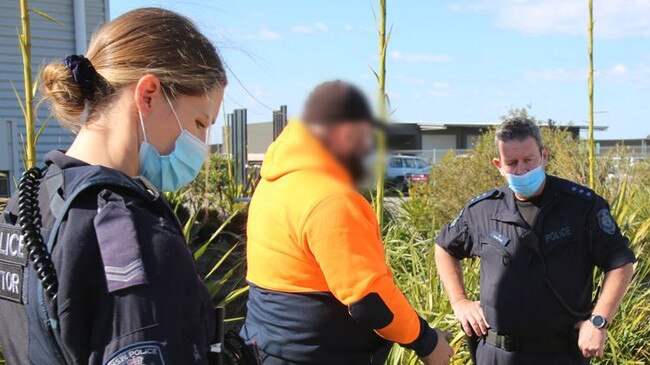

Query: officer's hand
left=420, top=329, right=454, bottom=365
left=451, top=299, right=490, bottom=337
left=576, top=320, right=606, bottom=358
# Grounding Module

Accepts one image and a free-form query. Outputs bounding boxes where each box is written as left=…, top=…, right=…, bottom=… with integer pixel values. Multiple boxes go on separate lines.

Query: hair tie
left=63, top=55, right=98, bottom=101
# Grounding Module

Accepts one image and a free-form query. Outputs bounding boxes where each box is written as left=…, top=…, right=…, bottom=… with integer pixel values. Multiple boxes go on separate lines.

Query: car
left=386, top=155, right=431, bottom=192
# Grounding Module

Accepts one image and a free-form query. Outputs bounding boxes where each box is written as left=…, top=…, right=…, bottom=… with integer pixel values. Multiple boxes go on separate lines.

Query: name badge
left=0, top=223, right=28, bottom=266
left=0, top=261, right=24, bottom=303
left=490, top=230, right=510, bottom=247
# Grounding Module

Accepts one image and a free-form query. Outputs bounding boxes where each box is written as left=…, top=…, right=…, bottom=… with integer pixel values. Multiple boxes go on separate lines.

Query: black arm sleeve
left=435, top=207, right=474, bottom=259
left=587, top=197, right=636, bottom=272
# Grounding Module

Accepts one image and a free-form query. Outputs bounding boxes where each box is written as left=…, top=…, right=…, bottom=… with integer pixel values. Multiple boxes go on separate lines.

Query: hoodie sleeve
left=301, top=191, right=438, bottom=357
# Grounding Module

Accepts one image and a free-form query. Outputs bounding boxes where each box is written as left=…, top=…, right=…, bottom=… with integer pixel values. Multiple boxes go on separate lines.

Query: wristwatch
left=590, top=314, right=609, bottom=329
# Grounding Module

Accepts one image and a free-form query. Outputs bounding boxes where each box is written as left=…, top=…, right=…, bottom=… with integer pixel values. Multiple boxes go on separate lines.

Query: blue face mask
left=138, top=93, right=209, bottom=192
left=505, top=166, right=546, bottom=198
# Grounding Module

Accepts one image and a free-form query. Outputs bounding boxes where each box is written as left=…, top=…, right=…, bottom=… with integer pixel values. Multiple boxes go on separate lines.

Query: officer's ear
left=542, top=145, right=550, bottom=166
left=493, top=156, right=504, bottom=176
left=134, top=74, right=162, bottom=117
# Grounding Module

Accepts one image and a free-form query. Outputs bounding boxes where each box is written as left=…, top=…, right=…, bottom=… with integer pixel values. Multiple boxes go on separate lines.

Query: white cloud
left=524, top=63, right=650, bottom=88
left=428, top=82, right=458, bottom=97
left=395, top=75, right=426, bottom=85
left=257, top=28, right=282, bottom=40
left=236, top=28, right=282, bottom=41
left=612, top=64, right=627, bottom=75
left=291, top=22, right=330, bottom=33
left=341, top=24, right=373, bottom=32
left=524, top=68, right=585, bottom=83
left=449, top=0, right=650, bottom=38
left=390, top=51, right=453, bottom=63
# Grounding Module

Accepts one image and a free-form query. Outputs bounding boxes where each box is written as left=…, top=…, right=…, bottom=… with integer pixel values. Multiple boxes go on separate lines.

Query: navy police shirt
left=436, top=175, right=636, bottom=339
left=0, top=150, right=215, bottom=365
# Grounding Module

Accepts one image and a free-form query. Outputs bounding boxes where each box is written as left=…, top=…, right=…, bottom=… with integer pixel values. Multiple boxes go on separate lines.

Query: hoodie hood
left=260, top=119, right=351, bottom=184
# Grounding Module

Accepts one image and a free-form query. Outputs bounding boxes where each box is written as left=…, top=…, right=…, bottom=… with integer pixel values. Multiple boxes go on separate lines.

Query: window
left=415, top=159, right=428, bottom=168
left=403, top=158, right=416, bottom=168
left=0, top=171, right=9, bottom=198
left=389, top=158, right=403, bottom=167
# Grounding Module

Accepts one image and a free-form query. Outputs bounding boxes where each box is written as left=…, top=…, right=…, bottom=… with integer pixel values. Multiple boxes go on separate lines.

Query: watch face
left=592, top=315, right=606, bottom=328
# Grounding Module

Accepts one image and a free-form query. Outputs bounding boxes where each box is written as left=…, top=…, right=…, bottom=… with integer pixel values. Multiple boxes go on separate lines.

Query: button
left=502, top=255, right=510, bottom=266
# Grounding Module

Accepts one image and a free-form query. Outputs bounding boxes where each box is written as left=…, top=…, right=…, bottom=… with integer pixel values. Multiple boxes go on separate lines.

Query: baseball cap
left=302, top=80, right=386, bottom=129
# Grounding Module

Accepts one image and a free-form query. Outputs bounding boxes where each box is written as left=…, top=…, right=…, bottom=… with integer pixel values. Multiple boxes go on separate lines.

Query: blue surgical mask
left=505, top=166, right=546, bottom=198
left=138, top=93, right=209, bottom=192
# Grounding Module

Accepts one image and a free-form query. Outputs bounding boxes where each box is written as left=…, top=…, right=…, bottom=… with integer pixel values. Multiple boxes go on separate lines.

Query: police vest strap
left=44, top=165, right=155, bottom=254
left=468, top=189, right=502, bottom=207
left=44, top=165, right=154, bottom=219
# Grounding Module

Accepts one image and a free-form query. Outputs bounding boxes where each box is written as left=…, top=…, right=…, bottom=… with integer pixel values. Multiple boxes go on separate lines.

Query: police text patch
left=0, top=261, right=24, bottom=303
left=597, top=208, right=616, bottom=235
left=0, top=223, right=28, bottom=266
left=544, top=225, right=572, bottom=243
left=105, top=342, right=165, bottom=365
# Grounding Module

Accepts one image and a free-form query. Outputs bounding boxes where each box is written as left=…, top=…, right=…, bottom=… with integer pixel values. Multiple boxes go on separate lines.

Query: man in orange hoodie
left=241, top=81, right=454, bottom=365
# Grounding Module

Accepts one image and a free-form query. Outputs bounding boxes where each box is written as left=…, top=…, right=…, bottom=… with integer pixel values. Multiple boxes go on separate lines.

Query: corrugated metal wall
left=0, top=0, right=106, bottom=193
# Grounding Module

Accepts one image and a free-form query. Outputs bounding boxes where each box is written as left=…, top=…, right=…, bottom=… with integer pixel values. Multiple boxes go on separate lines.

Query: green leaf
left=10, top=80, right=26, bottom=119
left=203, top=243, right=239, bottom=280
left=219, top=285, right=249, bottom=306
left=34, top=112, right=53, bottom=146
left=193, top=210, right=239, bottom=260
left=30, top=8, right=64, bottom=26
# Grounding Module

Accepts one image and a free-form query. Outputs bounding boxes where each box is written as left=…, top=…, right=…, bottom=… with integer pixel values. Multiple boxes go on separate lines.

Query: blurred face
left=492, top=136, right=549, bottom=178
left=322, top=120, right=374, bottom=183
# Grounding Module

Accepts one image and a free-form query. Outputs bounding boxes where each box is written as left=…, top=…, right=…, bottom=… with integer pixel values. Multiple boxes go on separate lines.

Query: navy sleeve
left=52, top=189, right=215, bottom=365
left=587, top=197, right=636, bottom=272
left=435, top=207, right=474, bottom=259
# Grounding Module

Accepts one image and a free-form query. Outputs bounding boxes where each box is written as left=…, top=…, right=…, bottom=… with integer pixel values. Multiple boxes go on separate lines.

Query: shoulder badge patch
left=597, top=208, right=616, bottom=235
left=105, top=342, right=165, bottom=365
left=449, top=208, right=464, bottom=228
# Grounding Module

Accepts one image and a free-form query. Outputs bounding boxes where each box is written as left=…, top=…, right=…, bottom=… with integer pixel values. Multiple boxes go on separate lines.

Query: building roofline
left=401, top=121, right=608, bottom=131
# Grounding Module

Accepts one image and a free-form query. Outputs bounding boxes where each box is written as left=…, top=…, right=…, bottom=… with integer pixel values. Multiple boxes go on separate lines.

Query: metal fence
left=390, top=149, right=470, bottom=165
left=392, top=145, right=649, bottom=166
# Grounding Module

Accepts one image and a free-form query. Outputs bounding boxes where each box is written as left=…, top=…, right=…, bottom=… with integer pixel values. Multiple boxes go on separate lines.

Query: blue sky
left=109, top=0, right=650, bottom=141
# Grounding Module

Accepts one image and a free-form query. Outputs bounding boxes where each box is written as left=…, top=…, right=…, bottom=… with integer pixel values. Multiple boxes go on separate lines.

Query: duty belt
left=484, top=329, right=575, bottom=354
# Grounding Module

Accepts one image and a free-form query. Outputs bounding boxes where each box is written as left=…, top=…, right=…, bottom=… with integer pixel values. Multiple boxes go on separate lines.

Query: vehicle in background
left=386, top=155, right=431, bottom=192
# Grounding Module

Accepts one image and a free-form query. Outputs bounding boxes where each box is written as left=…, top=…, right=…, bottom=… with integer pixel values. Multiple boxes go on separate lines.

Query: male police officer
left=241, top=81, right=454, bottom=364
left=435, top=118, right=636, bottom=365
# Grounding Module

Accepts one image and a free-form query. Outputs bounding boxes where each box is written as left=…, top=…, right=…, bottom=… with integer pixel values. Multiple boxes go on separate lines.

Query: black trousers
left=476, top=339, right=590, bottom=365
left=258, top=342, right=392, bottom=365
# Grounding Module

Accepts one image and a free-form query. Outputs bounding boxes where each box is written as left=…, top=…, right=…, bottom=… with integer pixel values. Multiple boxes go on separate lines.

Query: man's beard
left=337, top=153, right=368, bottom=185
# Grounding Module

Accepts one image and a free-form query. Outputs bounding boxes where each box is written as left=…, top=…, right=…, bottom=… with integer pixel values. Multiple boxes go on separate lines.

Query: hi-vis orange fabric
left=246, top=120, right=422, bottom=345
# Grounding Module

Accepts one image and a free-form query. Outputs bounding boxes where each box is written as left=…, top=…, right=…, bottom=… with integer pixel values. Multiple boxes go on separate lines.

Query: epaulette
left=468, top=189, right=503, bottom=207
left=559, top=181, right=596, bottom=202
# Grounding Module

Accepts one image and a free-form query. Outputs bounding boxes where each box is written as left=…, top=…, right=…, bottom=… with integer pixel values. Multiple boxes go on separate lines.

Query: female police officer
left=0, top=7, right=226, bottom=365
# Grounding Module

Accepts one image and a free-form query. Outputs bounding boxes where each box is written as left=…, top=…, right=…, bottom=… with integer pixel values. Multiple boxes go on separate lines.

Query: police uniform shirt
left=0, top=151, right=215, bottom=365
left=436, top=175, right=636, bottom=363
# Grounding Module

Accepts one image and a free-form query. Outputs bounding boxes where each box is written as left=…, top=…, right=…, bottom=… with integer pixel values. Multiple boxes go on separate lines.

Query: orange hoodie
left=243, top=120, right=437, bottom=361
